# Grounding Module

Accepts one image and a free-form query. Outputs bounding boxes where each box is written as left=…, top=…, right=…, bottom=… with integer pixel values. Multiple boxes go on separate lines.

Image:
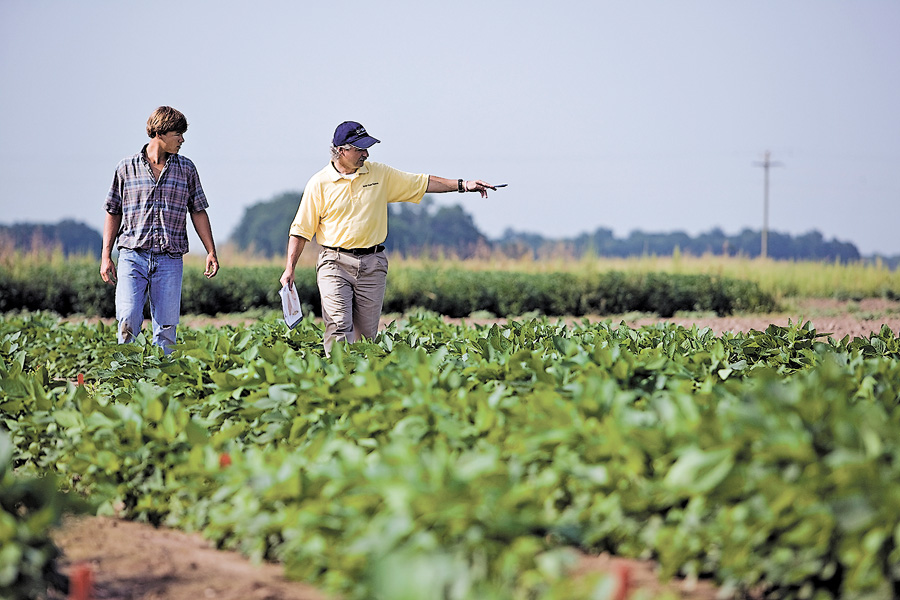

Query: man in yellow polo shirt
left=280, top=120, right=497, bottom=354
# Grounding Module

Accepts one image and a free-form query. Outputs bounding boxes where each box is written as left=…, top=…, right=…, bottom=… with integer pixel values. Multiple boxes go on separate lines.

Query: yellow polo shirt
left=289, top=161, right=429, bottom=249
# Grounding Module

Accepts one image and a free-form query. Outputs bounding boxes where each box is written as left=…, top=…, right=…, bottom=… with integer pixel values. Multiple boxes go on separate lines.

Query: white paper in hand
left=279, top=284, right=303, bottom=329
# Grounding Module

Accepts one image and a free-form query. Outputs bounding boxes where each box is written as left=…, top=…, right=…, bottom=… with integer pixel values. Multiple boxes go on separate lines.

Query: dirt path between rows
left=50, top=516, right=327, bottom=600
left=47, top=300, right=900, bottom=599
left=623, top=298, right=900, bottom=340
left=93, top=298, right=900, bottom=341
left=51, top=516, right=723, bottom=600
left=438, top=298, right=900, bottom=341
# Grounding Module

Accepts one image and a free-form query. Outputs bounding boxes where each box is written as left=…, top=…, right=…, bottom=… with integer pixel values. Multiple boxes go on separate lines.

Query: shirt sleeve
left=289, top=178, right=319, bottom=240
left=104, top=167, right=123, bottom=215
left=383, top=165, right=429, bottom=204
left=185, top=159, right=210, bottom=213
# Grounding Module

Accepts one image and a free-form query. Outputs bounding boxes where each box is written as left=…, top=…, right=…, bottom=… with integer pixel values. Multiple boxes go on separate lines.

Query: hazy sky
left=2, top=1, right=898, bottom=255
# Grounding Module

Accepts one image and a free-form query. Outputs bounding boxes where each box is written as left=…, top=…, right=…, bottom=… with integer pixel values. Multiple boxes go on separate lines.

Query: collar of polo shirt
left=330, top=161, right=369, bottom=182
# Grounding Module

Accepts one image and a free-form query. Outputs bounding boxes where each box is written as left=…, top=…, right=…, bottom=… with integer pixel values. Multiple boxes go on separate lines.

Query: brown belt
left=322, top=244, right=384, bottom=256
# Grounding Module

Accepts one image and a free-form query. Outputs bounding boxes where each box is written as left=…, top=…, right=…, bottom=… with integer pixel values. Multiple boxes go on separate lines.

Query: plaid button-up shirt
left=105, top=145, right=209, bottom=255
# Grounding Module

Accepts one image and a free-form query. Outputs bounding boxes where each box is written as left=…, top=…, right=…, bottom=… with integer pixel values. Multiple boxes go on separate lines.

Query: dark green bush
left=0, top=262, right=111, bottom=316
left=180, top=266, right=319, bottom=316
left=1, top=263, right=776, bottom=318
left=384, top=269, right=775, bottom=317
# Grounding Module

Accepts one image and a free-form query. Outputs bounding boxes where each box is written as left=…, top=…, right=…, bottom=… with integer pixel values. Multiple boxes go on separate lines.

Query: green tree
left=229, top=192, right=302, bottom=257
left=385, top=197, right=488, bottom=257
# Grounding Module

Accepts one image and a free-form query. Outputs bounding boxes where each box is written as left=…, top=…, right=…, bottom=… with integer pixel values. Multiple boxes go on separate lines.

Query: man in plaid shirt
left=100, top=106, right=218, bottom=354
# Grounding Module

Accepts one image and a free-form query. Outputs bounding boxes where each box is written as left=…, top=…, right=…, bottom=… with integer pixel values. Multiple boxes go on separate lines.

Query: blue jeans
left=115, top=248, right=183, bottom=354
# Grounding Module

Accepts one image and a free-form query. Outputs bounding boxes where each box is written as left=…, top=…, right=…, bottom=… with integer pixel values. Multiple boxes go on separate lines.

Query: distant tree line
left=497, top=226, right=864, bottom=263
left=212, top=191, right=887, bottom=264
left=2, top=193, right=891, bottom=266
left=0, top=220, right=100, bottom=258
left=230, top=193, right=487, bottom=258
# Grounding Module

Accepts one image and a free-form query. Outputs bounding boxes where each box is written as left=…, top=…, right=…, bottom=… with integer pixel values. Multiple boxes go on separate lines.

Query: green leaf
left=663, top=447, right=734, bottom=495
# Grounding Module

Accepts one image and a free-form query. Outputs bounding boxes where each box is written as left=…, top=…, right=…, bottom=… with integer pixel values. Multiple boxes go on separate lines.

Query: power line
left=753, top=151, right=783, bottom=259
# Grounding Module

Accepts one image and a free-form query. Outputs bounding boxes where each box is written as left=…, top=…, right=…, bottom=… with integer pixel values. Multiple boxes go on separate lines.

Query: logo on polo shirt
left=362, top=182, right=380, bottom=188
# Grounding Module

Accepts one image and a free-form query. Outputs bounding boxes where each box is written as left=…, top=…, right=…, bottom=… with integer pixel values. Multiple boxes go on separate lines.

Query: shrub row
left=0, top=264, right=318, bottom=319
left=385, top=269, right=776, bottom=317
left=0, top=262, right=776, bottom=318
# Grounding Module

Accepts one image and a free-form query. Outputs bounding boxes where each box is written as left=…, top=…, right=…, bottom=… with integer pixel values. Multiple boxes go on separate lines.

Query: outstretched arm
left=426, top=176, right=496, bottom=198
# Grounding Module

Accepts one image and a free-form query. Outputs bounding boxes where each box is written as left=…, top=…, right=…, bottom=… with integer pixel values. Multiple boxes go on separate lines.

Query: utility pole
left=753, top=151, right=783, bottom=259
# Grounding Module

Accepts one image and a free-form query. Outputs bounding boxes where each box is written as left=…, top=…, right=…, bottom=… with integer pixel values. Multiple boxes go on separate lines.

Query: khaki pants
left=316, top=248, right=388, bottom=354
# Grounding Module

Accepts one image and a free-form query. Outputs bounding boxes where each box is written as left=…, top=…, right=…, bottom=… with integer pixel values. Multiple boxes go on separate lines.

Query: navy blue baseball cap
left=332, top=121, right=380, bottom=148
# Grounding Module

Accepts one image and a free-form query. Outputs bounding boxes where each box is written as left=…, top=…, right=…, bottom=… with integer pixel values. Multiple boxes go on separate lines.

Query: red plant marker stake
left=77, top=373, right=85, bottom=386
left=611, top=561, right=631, bottom=600
left=69, top=562, right=93, bottom=600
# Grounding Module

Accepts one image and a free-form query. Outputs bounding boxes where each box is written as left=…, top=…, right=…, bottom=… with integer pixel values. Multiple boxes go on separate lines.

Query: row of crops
left=2, top=311, right=900, bottom=599
left=0, top=260, right=777, bottom=318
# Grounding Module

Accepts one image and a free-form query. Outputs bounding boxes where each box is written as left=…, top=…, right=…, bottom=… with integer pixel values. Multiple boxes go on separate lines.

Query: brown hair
left=146, top=106, right=188, bottom=138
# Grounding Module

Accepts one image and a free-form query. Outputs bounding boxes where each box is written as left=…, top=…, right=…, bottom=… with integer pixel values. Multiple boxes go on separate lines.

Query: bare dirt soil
left=622, top=298, right=900, bottom=340
left=176, top=298, right=900, bottom=341
left=440, top=298, right=900, bottom=341
left=50, top=516, right=327, bottom=600
left=50, top=516, right=723, bottom=600
left=48, top=300, right=900, bottom=599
